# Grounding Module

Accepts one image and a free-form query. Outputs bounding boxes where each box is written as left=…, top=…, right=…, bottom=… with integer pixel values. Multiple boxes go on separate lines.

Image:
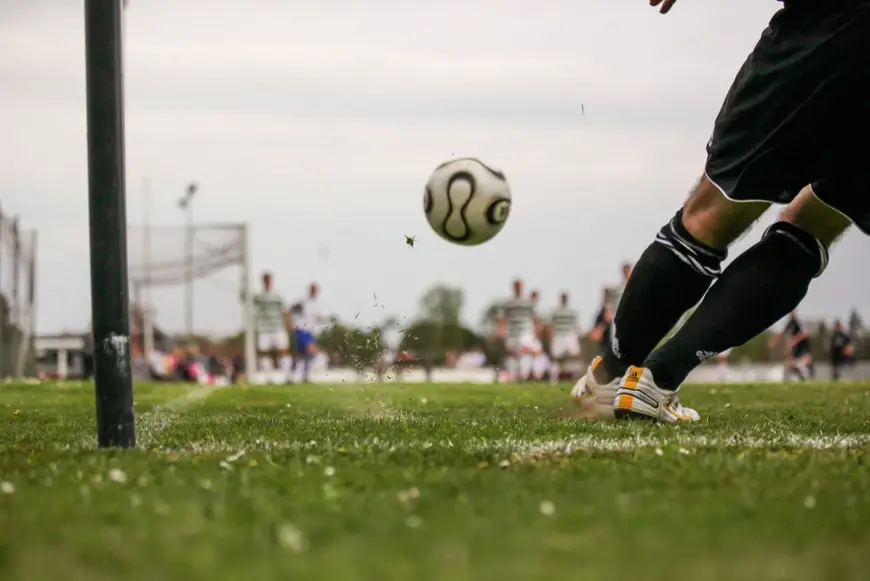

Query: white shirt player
left=550, top=306, right=582, bottom=359
left=294, top=297, right=322, bottom=333
left=609, top=282, right=626, bottom=313
left=293, top=297, right=329, bottom=335
left=253, top=290, right=288, bottom=352
left=498, top=297, right=537, bottom=353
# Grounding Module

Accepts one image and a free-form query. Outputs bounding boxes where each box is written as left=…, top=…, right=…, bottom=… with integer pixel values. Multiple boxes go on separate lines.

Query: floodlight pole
left=84, top=0, right=136, bottom=448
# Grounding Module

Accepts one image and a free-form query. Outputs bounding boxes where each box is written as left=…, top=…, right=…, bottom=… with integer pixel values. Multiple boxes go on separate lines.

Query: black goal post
left=84, top=0, right=136, bottom=448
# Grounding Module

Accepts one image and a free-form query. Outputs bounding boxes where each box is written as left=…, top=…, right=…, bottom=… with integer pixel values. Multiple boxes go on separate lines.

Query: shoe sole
left=613, top=408, right=657, bottom=421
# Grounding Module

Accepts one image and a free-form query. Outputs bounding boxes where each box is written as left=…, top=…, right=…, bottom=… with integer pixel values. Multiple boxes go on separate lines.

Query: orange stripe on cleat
left=617, top=394, right=634, bottom=410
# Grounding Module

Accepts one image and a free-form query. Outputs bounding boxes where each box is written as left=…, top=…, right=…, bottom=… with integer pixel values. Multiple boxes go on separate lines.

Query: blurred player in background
left=252, top=271, right=292, bottom=383
left=768, top=311, right=814, bottom=381
left=548, top=291, right=582, bottom=384
left=291, top=282, right=327, bottom=383
left=590, top=287, right=614, bottom=355
left=609, top=262, right=633, bottom=312
left=829, top=319, right=855, bottom=381
left=572, top=287, right=615, bottom=406
left=529, top=290, right=550, bottom=381
left=496, top=279, right=536, bottom=382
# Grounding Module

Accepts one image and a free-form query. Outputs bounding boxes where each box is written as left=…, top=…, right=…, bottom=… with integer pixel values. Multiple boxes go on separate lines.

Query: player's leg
left=622, top=186, right=851, bottom=420
left=505, top=352, right=519, bottom=382
left=569, top=354, right=582, bottom=380
left=518, top=339, right=535, bottom=382
left=611, top=2, right=870, bottom=421
left=502, top=337, right=519, bottom=382
left=798, top=352, right=815, bottom=381
left=788, top=353, right=806, bottom=381
left=302, top=333, right=318, bottom=382
left=595, top=177, right=768, bottom=386
left=293, top=330, right=314, bottom=383
left=534, top=351, right=549, bottom=382
left=256, top=332, right=272, bottom=374
left=549, top=357, right=561, bottom=385
left=529, top=337, right=546, bottom=381
left=275, top=331, right=292, bottom=384
left=575, top=178, right=767, bottom=413
left=549, top=338, right=565, bottom=385
left=555, top=337, right=582, bottom=383
left=792, top=351, right=811, bottom=382
left=831, top=357, right=841, bottom=382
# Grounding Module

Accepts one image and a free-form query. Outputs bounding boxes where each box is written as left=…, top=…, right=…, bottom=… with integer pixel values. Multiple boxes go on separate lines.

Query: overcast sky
left=2, top=0, right=867, bottom=336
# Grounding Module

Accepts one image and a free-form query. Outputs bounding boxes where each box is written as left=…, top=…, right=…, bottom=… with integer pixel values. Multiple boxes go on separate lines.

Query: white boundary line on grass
left=137, top=384, right=229, bottom=448
left=160, top=432, right=870, bottom=456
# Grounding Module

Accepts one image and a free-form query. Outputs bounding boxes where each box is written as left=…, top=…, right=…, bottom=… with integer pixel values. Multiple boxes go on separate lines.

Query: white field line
left=158, top=432, right=870, bottom=457
left=137, top=384, right=229, bottom=448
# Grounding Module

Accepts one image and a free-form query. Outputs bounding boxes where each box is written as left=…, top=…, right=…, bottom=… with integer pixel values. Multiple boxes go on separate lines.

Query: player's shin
left=549, top=361, right=561, bottom=385
left=280, top=355, right=292, bottom=382
left=599, top=209, right=726, bottom=382
left=645, top=222, right=828, bottom=389
left=505, top=356, right=520, bottom=382
left=532, top=353, right=548, bottom=381
left=301, top=352, right=312, bottom=382
left=519, top=353, right=534, bottom=382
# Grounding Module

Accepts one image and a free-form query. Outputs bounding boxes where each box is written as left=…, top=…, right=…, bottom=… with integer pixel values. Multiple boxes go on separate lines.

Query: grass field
left=1, top=380, right=869, bottom=581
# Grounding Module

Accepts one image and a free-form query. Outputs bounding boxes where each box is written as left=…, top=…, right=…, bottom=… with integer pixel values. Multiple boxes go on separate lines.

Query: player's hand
left=649, top=0, right=677, bottom=14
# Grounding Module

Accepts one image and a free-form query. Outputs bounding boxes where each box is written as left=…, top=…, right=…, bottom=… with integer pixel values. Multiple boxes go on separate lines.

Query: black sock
left=645, top=221, right=828, bottom=389
left=598, top=209, right=726, bottom=381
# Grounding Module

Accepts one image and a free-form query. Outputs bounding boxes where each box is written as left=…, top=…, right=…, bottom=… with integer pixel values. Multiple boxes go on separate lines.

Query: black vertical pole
left=84, top=0, right=136, bottom=448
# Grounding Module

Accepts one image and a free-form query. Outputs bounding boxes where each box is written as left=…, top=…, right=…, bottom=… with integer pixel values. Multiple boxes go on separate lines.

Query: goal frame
left=129, top=221, right=256, bottom=380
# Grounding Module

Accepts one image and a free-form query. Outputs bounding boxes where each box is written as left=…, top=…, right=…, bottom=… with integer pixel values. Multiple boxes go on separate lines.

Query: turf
left=1, top=380, right=869, bottom=581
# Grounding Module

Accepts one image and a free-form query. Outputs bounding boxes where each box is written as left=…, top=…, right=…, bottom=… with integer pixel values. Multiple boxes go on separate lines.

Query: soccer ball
left=423, top=157, right=512, bottom=246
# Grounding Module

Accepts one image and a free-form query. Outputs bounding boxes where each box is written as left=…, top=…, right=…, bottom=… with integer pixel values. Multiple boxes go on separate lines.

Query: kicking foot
left=613, top=366, right=700, bottom=423
left=570, top=356, right=620, bottom=419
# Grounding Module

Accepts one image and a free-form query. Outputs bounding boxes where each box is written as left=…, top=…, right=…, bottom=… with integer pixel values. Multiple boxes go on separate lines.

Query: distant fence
left=0, top=207, right=37, bottom=378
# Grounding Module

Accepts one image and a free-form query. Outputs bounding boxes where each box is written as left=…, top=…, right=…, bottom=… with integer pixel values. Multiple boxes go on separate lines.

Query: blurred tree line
left=191, top=284, right=870, bottom=367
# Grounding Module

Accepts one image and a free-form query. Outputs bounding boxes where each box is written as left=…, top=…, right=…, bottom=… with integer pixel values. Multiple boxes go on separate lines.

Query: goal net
left=0, top=212, right=37, bottom=378
left=126, top=223, right=255, bottom=379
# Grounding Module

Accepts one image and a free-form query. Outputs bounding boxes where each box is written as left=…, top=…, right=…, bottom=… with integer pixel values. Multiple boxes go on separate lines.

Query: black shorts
left=705, top=0, right=870, bottom=233
left=792, top=346, right=812, bottom=360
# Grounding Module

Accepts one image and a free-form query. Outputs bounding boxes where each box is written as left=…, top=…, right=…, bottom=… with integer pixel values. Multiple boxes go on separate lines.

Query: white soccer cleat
left=613, top=366, right=700, bottom=423
left=570, top=356, right=620, bottom=419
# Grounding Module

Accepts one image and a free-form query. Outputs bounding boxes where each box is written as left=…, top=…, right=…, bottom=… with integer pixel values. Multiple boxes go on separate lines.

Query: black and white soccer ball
left=423, top=157, right=512, bottom=246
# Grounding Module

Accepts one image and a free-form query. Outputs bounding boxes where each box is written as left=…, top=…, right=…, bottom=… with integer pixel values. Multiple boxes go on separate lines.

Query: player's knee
left=762, top=221, right=829, bottom=278
left=681, top=174, right=768, bottom=249
left=779, top=184, right=852, bottom=247
left=653, top=208, right=728, bottom=279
